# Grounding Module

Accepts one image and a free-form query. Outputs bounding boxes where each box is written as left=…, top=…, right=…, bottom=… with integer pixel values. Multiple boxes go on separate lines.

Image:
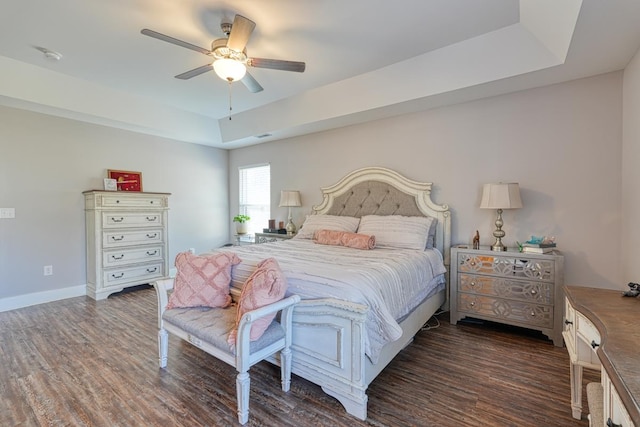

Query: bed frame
left=272, top=166, right=451, bottom=420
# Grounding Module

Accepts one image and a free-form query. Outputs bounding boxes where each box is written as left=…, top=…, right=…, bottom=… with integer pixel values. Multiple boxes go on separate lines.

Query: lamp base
left=285, top=219, right=297, bottom=236
left=491, top=209, right=507, bottom=251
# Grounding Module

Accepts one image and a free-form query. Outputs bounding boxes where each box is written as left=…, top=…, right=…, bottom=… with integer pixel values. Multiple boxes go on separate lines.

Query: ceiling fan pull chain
left=228, top=80, right=233, bottom=120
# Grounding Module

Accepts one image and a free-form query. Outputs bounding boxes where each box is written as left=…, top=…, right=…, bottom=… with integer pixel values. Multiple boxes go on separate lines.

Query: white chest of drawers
left=450, top=246, right=564, bottom=346
left=84, top=191, right=170, bottom=300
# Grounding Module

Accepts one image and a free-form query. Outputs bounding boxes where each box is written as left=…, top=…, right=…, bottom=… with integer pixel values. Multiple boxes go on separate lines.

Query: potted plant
left=233, top=214, right=251, bottom=235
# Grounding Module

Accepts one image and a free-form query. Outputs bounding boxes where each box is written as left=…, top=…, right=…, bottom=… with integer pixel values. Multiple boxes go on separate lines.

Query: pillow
left=314, top=229, right=376, bottom=250
left=166, top=251, right=241, bottom=309
left=227, top=258, right=288, bottom=349
left=357, top=215, right=435, bottom=250
left=426, top=217, right=438, bottom=249
left=294, top=214, right=360, bottom=240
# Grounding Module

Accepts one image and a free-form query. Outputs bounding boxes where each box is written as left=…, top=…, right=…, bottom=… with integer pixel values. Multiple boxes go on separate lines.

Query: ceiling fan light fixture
left=213, top=58, right=246, bottom=82
left=141, top=13, right=303, bottom=92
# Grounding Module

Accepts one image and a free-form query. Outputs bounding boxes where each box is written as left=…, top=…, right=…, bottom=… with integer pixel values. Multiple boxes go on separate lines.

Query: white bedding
left=210, top=239, right=446, bottom=363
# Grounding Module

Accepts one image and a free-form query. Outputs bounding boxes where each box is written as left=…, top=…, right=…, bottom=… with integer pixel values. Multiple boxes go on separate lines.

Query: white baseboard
left=0, top=285, right=86, bottom=313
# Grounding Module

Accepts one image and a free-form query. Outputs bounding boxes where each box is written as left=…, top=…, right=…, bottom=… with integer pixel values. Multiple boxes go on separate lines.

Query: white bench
left=153, top=278, right=300, bottom=425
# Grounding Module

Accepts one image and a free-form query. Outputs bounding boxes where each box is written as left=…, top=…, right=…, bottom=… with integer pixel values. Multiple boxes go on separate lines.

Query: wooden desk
left=564, top=286, right=640, bottom=426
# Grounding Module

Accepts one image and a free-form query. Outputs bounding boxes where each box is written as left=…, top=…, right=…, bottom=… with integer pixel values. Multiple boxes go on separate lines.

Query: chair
left=153, top=278, right=300, bottom=425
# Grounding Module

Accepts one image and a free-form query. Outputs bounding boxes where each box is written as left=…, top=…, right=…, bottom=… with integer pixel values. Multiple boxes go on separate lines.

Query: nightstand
left=450, top=246, right=564, bottom=346
left=234, top=234, right=254, bottom=246
left=254, top=232, right=295, bottom=244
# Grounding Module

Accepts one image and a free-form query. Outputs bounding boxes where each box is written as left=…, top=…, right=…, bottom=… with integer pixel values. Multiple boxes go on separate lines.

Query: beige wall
left=230, top=72, right=624, bottom=290
left=1, top=68, right=631, bottom=311
left=0, top=107, right=229, bottom=309
left=622, top=47, right=640, bottom=283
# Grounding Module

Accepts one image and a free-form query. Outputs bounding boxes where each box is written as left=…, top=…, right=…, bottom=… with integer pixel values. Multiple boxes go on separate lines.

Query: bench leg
left=280, top=347, right=292, bottom=392
left=236, top=371, right=250, bottom=425
left=158, top=328, right=168, bottom=368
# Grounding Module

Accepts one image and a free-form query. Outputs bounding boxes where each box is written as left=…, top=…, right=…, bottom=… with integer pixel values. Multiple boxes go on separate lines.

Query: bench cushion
left=586, top=382, right=603, bottom=427
left=163, top=306, right=285, bottom=354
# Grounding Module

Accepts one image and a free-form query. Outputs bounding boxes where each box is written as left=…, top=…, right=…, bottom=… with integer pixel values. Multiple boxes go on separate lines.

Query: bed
left=217, top=166, right=451, bottom=419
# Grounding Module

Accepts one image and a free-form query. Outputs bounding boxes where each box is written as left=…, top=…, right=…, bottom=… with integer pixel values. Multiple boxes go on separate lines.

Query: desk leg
left=570, top=361, right=583, bottom=420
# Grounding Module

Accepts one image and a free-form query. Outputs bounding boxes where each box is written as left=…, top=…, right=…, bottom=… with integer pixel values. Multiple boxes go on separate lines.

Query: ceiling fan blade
left=175, top=64, right=213, bottom=80
left=241, top=71, right=264, bottom=93
left=247, top=57, right=306, bottom=73
left=226, top=15, right=256, bottom=52
left=141, top=29, right=211, bottom=55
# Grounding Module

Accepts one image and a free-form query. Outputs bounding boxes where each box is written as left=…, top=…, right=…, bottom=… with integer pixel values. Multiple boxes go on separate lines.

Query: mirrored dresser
left=450, top=246, right=564, bottom=346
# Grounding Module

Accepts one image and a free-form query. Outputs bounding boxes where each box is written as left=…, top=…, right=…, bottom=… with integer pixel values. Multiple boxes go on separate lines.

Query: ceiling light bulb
left=213, top=58, right=246, bottom=82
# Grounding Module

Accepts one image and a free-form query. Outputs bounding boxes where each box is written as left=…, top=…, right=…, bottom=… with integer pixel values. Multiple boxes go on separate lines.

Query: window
left=239, top=164, right=270, bottom=235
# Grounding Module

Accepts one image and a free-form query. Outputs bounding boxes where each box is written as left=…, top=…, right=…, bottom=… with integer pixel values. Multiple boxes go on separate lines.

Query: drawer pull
left=111, top=254, right=125, bottom=260
left=469, top=301, right=476, bottom=307
left=530, top=312, right=536, bottom=317
left=116, top=200, right=120, bottom=203
left=146, top=250, right=158, bottom=256
left=111, top=235, right=125, bottom=241
left=469, top=281, right=476, bottom=287
left=146, top=216, right=157, bottom=222
left=591, top=340, right=600, bottom=349
left=111, top=273, right=124, bottom=279
left=146, top=267, right=158, bottom=273
left=110, top=217, right=124, bottom=223
left=564, top=319, right=573, bottom=325
left=606, top=419, right=621, bottom=427
left=530, top=289, right=537, bottom=295
left=150, top=200, right=154, bottom=204
left=146, top=233, right=157, bottom=239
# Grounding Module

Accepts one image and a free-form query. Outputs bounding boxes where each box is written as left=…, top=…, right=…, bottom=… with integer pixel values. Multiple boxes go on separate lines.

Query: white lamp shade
left=279, top=190, right=301, bottom=207
left=479, top=183, right=523, bottom=209
left=213, top=58, right=247, bottom=82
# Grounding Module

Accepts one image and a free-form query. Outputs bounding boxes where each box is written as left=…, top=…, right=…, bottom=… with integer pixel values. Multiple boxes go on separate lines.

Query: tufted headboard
left=311, top=167, right=451, bottom=268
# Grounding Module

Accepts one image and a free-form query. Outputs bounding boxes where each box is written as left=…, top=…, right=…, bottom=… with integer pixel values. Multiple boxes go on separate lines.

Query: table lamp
left=279, top=190, right=301, bottom=235
left=479, top=183, right=523, bottom=251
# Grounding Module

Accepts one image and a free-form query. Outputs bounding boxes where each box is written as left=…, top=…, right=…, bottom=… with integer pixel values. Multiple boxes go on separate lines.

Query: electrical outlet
left=43, top=265, right=53, bottom=276
left=0, top=208, right=15, bottom=219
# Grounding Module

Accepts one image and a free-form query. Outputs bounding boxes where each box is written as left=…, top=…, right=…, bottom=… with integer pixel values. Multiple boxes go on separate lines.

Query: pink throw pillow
left=227, top=258, right=288, bottom=349
left=342, top=232, right=376, bottom=250
left=313, top=229, right=344, bottom=246
left=314, top=229, right=376, bottom=250
left=166, top=251, right=241, bottom=309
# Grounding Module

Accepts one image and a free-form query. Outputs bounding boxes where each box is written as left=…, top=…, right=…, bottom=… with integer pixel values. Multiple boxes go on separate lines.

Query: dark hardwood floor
left=0, top=287, right=599, bottom=426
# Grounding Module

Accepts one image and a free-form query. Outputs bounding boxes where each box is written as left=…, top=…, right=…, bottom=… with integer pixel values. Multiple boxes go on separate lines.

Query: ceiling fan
left=141, top=14, right=305, bottom=93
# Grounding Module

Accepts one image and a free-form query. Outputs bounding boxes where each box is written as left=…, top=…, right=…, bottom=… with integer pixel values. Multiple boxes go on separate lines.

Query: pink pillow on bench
left=166, top=251, right=241, bottom=309
left=313, top=229, right=376, bottom=250
left=227, top=258, right=288, bottom=349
